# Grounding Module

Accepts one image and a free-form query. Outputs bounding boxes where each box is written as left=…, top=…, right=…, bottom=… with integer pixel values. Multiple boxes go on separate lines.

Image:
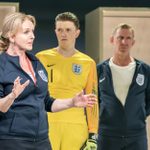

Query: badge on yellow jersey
left=72, top=64, right=82, bottom=75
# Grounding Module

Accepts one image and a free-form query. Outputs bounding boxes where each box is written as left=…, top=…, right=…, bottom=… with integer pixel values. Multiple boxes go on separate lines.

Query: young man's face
left=110, top=28, right=135, bottom=55
left=55, top=21, right=80, bottom=49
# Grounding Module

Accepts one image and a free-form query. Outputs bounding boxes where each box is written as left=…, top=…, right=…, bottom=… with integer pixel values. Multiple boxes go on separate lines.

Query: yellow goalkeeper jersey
left=36, top=48, right=99, bottom=133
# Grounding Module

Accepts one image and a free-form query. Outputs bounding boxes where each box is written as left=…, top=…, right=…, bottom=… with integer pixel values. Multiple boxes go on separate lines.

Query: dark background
left=1, top=0, right=150, bottom=54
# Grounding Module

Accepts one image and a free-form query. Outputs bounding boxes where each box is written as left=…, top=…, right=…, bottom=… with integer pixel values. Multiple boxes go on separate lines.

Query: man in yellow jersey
left=36, top=12, right=99, bottom=150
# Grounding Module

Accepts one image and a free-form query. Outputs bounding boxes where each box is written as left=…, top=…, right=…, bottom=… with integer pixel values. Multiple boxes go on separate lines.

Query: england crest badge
left=136, top=73, right=144, bottom=86
left=38, top=70, right=48, bottom=82
left=72, top=64, right=82, bottom=75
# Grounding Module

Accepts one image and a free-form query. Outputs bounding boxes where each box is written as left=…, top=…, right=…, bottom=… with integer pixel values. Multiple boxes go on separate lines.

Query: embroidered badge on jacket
left=136, top=73, right=144, bottom=86
left=38, top=70, right=48, bottom=82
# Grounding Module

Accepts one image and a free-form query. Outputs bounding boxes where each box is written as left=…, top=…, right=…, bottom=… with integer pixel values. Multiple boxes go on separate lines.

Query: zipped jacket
left=0, top=52, right=54, bottom=141
left=97, top=59, right=150, bottom=137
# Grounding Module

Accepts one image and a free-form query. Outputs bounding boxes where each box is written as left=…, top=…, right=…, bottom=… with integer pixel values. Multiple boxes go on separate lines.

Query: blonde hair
left=0, top=12, right=36, bottom=51
left=112, top=23, right=134, bottom=38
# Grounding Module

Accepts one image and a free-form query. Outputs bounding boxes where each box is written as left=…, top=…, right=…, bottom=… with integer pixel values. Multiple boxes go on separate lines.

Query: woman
left=0, top=12, right=96, bottom=150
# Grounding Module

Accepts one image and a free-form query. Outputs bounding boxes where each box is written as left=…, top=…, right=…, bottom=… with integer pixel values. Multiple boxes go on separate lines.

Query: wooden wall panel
left=86, top=7, right=150, bottom=64
left=0, top=3, right=19, bottom=30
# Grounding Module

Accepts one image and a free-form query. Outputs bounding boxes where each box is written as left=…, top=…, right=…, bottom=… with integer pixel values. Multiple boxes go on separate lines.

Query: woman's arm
left=0, top=77, right=29, bottom=112
left=51, top=91, right=97, bottom=112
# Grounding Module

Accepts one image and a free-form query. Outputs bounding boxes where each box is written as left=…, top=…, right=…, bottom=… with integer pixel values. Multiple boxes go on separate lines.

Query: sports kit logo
left=99, top=77, right=105, bottom=83
left=38, top=70, right=48, bottom=82
left=47, top=64, right=56, bottom=67
left=72, top=64, right=82, bottom=74
left=136, top=73, right=144, bottom=86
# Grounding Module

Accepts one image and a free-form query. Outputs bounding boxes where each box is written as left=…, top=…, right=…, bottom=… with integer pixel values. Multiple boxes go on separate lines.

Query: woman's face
left=11, top=19, right=35, bottom=51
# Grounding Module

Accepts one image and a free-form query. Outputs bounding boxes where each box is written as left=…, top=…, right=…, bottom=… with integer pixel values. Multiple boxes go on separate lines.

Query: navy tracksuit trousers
left=98, top=135, right=147, bottom=150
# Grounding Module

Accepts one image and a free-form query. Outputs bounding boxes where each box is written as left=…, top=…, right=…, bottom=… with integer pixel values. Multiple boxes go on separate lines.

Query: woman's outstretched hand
left=11, top=76, right=30, bottom=98
left=72, top=91, right=97, bottom=108
left=0, top=77, right=30, bottom=113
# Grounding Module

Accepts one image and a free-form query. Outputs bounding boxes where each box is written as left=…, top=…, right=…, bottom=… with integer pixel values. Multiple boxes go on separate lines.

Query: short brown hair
left=55, top=12, right=80, bottom=29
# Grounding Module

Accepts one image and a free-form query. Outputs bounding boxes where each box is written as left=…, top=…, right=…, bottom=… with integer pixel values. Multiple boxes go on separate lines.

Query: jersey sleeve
left=36, top=53, right=46, bottom=66
left=85, top=60, right=99, bottom=134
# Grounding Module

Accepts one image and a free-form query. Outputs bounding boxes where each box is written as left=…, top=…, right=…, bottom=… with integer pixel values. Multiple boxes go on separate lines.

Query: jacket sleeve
left=0, top=83, right=5, bottom=116
left=85, top=60, right=99, bottom=134
left=145, top=65, right=150, bottom=116
left=44, top=91, right=55, bottom=112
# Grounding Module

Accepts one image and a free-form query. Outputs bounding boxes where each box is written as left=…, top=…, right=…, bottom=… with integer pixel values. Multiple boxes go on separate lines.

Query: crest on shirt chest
left=38, top=70, right=48, bottom=82
left=72, top=64, right=82, bottom=75
left=136, top=73, right=144, bottom=86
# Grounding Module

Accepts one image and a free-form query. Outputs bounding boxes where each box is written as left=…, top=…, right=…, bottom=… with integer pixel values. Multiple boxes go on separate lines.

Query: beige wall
left=86, top=7, right=150, bottom=64
left=0, top=3, right=19, bottom=30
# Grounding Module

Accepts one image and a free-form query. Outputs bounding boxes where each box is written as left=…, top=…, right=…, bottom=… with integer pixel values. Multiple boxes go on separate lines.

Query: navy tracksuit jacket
left=0, top=52, right=54, bottom=141
left=97, top=59, right=150, bottom=137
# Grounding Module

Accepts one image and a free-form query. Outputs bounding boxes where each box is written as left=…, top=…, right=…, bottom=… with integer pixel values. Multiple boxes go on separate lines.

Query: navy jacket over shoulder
left=97, top=59, right=150, bottom=137
left=0, top=52, right=54, bottom=141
